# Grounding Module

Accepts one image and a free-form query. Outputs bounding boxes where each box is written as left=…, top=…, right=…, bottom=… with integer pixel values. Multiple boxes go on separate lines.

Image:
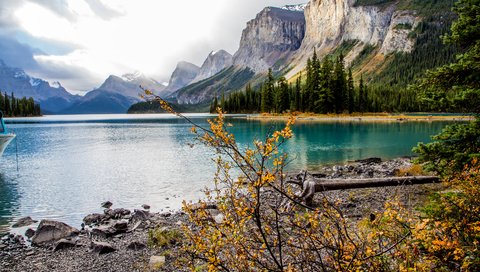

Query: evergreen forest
left=0, top=92, right=41, bottom=117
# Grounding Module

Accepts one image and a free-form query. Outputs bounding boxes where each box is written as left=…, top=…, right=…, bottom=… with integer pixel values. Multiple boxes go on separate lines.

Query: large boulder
left=31, top=220, right=79, bottom=246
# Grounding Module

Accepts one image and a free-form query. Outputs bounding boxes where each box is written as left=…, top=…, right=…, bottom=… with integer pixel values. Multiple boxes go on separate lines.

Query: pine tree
left=358, top=75, right=365, bottom=113
left=347, top=68, right=355, bottom=113
left=316, top=57, right=334, bottom=113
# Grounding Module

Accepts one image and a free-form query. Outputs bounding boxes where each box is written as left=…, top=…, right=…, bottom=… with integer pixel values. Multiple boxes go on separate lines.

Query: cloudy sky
left=0, top=0, right=303, bottom=94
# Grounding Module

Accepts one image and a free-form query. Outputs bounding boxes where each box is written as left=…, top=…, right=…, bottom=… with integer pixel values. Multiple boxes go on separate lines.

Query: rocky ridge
left=286, top=0, right=421, bottom=76
left=0, top=60, right=77, bottom=113
left=190, top=50, right=233, bottom=84
left=162, top=61, right=200, bottom=97
left=232, top=6, right=306, bottom=73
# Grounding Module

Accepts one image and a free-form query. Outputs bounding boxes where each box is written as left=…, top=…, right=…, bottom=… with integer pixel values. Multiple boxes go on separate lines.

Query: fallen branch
left=313, top=176, right=440, bottom=191
left=288, top=173, right=440, bottom=205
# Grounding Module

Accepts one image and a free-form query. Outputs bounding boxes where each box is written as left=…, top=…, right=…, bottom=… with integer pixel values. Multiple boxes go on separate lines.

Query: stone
left=31, top=220, right=79, bottom=246
left=101, top=201, right=113, bottom=209
left=90, top=225, right=116, bottom=238
left=213, top=213, right=224, bottom=224
left=12, top=217, right=37, bottom=228
left=148, top=255, right=166, bottom=270
left=127, top=241, right=146, bottom=251
left=53, top=239, right=76, bottom=252
left=91, top=241, right=115, bottom=255
left=25, top=228, right=35, bottom=239
left=83, top=213, right=105, bottom=226
left=113, top=220, right=128, bottom=232
left=141, top=204, right=151, bottom=210
left=112, top=208, right=131, bottom=218
left=130, top=209, right=150, bottom=222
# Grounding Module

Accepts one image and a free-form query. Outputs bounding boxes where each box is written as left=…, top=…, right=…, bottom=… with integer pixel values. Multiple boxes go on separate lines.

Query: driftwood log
left=313, top=176, right=440, bottom=191
left=288, top=172, right=440, bottom=206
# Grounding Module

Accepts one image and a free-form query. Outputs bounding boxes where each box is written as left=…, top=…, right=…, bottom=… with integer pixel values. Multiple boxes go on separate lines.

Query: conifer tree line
left=0, top=91, right=41, bottom=117
left=211, top=49, right=421, bottom=114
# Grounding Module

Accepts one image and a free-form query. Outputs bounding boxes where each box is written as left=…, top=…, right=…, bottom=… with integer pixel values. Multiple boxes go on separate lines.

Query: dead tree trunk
left=313, top=176, right=440, bottom=192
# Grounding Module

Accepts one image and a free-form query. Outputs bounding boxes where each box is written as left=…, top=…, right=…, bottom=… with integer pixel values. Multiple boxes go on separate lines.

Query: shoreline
left=0, top=157, right=442, bottom=271
left=245, top=113, right=475, bottom=122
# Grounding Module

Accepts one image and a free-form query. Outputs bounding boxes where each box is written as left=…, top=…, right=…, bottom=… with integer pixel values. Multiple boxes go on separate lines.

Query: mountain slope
left=171, top=66, right=256, bottom=105
left=161, top=61, right=200, bottom=97
left=191, top=50, right=233, bottom=84
left=0, top=60, right=77, bottom=113
left=62, top=72, right=165, bottom=114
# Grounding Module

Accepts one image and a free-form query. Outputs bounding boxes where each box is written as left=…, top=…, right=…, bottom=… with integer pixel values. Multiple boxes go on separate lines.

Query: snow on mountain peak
left=281, top=3, right=307, bottom=12
left=121, top=71, right=143, bottom=82
left=49, top=81, right=62, bottom=88
left=29, top=78, right=42, bottom=87
left=13, top=70, right=28, bottom=79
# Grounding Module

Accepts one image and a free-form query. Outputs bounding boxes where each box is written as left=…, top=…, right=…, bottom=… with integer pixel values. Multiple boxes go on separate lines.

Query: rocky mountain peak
left=162, top=61, right=200, bottom=96
left=281, top=3, right=308, bottom=12
left=0, top=60, right=76, bottom=113
left=233, top=6, right=306, bottom=73
left=121, top=71, right=144, bottom=82
left=191, top=50, right=233, bottom=83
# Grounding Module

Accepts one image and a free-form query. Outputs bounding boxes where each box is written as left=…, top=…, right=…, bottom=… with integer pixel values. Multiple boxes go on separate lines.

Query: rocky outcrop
left=380, top=10, right=421, bottom=54
left=162, top=61, right=200, bottom=96
left=233, top=6, right=306, bottom=73
left=191, top=50, right=233, bottom=83
left=287, top=0, right=421, bottom=76
left=31, top=220, right=79, bottom=246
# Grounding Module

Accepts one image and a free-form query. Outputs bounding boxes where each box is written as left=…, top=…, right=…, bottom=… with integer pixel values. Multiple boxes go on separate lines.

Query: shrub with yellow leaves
left=142, top=91, right=421, bottom=271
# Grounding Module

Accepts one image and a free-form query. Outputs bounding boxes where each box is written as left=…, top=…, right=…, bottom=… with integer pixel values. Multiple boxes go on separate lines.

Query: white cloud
left=11, top=0, right=304, bottom=92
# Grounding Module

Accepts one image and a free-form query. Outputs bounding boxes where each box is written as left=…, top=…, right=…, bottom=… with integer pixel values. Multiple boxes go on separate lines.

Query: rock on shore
left=0, top=158, right=442, bottom=271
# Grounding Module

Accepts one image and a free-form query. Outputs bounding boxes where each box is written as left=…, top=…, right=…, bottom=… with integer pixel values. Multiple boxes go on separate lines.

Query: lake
left=0, top=114, right=457, bottom=232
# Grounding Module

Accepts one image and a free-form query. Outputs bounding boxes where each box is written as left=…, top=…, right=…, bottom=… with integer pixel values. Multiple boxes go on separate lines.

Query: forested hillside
left=0, top=92, right=41, bottom=117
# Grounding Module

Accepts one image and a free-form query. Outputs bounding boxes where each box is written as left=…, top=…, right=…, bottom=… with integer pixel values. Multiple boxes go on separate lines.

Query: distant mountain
left=190, top=50, right=233, bottom=84
left=61, top=89, right=138, bottom=114
left=62, top=72, right=166, bottom=114
left=161, top=61, right=200, bottom=97
left=0, top=60, right=78, bottom=113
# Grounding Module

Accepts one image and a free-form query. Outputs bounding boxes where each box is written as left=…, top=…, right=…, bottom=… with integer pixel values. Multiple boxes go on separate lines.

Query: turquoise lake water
left=0, top=114, right=458, bottom=231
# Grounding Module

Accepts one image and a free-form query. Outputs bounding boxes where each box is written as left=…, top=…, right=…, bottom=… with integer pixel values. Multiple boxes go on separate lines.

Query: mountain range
left=0, top=0, right=456, bottom=114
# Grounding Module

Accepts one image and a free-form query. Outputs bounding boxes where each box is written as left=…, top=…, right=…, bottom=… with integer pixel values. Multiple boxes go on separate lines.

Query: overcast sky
left=0, top=0, right=304, bottom=94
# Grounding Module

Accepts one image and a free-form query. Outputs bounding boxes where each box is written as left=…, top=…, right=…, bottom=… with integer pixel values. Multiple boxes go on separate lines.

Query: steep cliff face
left=233, top=6, right=306, bottom=73
left=162, top=61, right=200, bottom=96
left=191, top=50, right=233, bottom=83
left=380, top=10, right=420, bottom=54
left=287, top=0, right=421, bottom=76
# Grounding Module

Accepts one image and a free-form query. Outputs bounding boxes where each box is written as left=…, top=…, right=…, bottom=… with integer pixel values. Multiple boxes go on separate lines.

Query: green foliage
left=354, top=0, right=395, bottom=6
left=410, top=160, right=480, bottom=271
left=394, top=23, right=413, bottom=30
left=0, top=92, right=41, bottom=117
left=148, top=228, right=182, bottom=248
left=413, top=0, right=480, bottom=175
left=398, top=0, right=457, bottom=15
left=413, top=118, right=480, bottom=175
left=127, top=100, right=209, bottom=113
left=414, top=0, right=480, bottom=113
left=369, top=12, right=459, bottom=90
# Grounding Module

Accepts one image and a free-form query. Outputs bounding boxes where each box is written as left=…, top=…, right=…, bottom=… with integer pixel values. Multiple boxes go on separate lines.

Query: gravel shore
left=0, top=157, right=443, bottom=272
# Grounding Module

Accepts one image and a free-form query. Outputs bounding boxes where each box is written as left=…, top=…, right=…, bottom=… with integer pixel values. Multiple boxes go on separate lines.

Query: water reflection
left=0, top=173, right=19, bottom=234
